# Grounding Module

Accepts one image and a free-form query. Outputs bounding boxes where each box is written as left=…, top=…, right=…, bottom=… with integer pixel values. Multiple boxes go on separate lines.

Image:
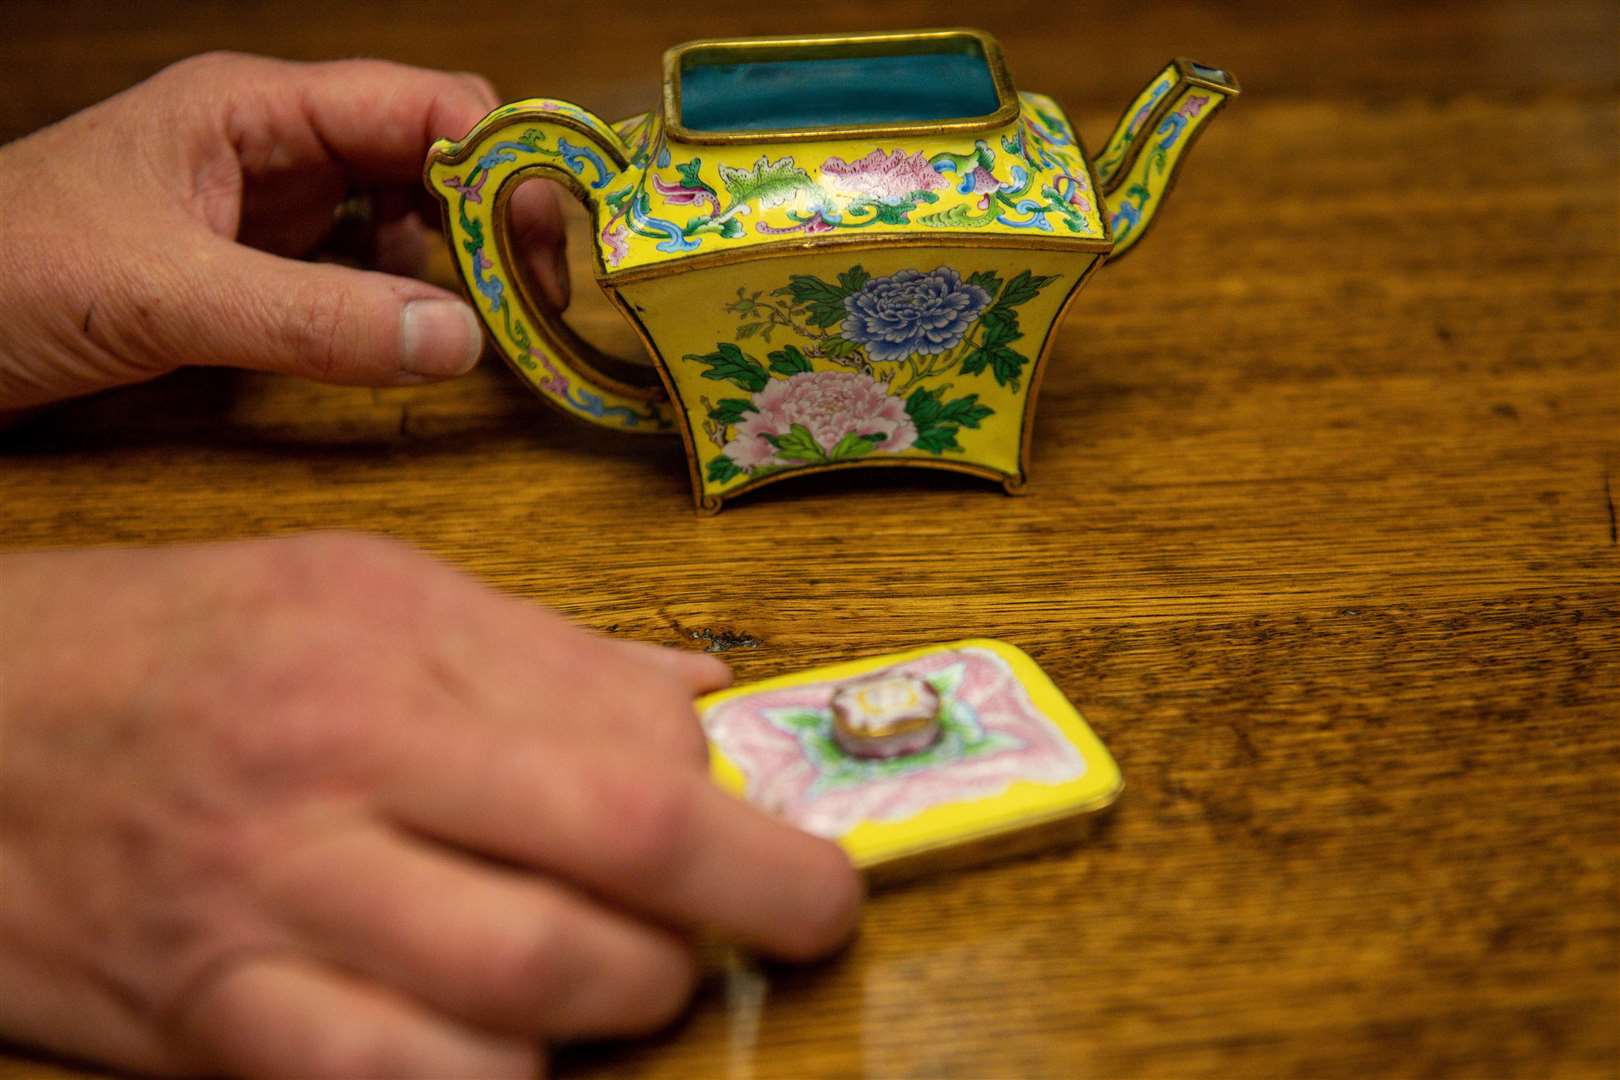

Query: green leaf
left=767, top=345, right=813, bottom=376
left=828, top=432, right=885, bottom=460
left=764, top=423, right=826, bottom=463
left=938, top=393, right=993, bottom=429
left=914, top=426, right=963, bottom=454
left=685, top=343, right=768, bottom=392
left=968, top=270, right=1003, bottom=298
left=995, top=269, right=1060, bottom=310
left=717, top=155, right=818, bottom=209
left=855, top=200, right=932, bottom=225
left=905, top=386, right=945, bottom=427
left=919, top=204, right=995, bottom=228
left=780, top=274, right=851, bottom=329
left=925, top=661, right=967, bottom=698
left=736, top=322, right=763, bottom=339
left=990, top=346, right=1028, bottom=387
left=778, top=710, right=829, bottom=731
left=978, top=308, right=1022, bottom=348
left=961, top=344, right=1028, bottom=387
left=717, top=217, right=746, bottom=239
left=674, top=157, right=716, bottom=195
left=708, top=397, right=758, bottom=425
left=837, top=266, right=870, bottom=294
left=706, top=455, right=744, bottom=483
left=822, top=337, right=862, bottom=358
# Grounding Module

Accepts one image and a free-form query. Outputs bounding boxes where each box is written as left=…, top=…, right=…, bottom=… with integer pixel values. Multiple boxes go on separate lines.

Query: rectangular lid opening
left=669, top=31, right=1014, bottom=140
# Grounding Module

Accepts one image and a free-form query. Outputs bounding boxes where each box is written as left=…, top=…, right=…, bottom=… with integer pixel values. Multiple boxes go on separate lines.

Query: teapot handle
left=424, top=101, right=675, bottom=433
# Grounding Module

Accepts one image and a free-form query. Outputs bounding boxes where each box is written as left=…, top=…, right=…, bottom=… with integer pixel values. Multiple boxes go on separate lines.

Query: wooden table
left=3, top=2, right=1617, bottom=1076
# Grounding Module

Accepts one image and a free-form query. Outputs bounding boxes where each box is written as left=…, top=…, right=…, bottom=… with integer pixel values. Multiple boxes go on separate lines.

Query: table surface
left=3, top=2, right=1617, bottom=1077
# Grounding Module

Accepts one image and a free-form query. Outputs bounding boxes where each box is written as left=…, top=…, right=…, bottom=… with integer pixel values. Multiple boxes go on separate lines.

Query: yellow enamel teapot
left=425, top=29, right=1237, bottom=511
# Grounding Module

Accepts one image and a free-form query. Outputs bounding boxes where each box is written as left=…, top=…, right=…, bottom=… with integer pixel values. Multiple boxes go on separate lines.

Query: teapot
left=424, top=29, right=1237, bottom=511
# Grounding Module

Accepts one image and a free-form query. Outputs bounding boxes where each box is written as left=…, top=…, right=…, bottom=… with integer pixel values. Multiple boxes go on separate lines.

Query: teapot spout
left=1095, top=59, right=1240, bottom=260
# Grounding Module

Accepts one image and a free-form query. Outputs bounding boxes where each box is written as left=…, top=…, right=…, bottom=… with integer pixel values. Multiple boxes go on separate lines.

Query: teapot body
left=617, top=240, right=1099, bottom=509
left=425, top=32, right=1237, bottom=510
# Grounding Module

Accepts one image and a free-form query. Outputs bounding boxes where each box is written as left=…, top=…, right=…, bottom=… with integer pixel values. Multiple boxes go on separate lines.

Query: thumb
left=167, top=237, right=485, bottom=385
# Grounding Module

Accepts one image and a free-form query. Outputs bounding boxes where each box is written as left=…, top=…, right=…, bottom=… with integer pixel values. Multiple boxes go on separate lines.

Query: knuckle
left=623, top=940, right=699, bottom=1033
left=590, top=767, right=694, bottom=879
left=286, top=285, right=361, bottom=383
left=264, top=532, right=422, bottom=598
left=458, top=71, right=501, bottom=109
left=482, top=908, right=573, bottom=1018
left=167, top=50, right=251, bottom=78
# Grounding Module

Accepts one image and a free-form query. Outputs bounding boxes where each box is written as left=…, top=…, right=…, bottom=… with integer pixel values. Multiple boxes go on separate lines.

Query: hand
left=0, top=534, right=862, bottom=1077
left=0, top=53, right=565, bottom=412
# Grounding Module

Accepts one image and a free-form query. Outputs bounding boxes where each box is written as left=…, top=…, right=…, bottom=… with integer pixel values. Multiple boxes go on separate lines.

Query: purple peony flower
left=821, top=149, right=945, bottom=205
left=841, top=268, right=991, bottom=363
left=723, top=370, right=916, bottom=469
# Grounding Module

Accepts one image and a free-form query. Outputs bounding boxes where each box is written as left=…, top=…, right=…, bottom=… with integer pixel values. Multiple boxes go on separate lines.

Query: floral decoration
left=820, top=149, right=946, bottom=205
left=841, top=268, right=991, bottom=362
left=721, top=371, right=916, bottom=470
left=435, top=120, right=670, bottom=430
left=594, top=95, right=1101, bottom=268
left=700, top=646, right=1087, bottom=838
left=1110, top=91, right=1213, bottom=245
left=687, top=263, right=1057, bottom=486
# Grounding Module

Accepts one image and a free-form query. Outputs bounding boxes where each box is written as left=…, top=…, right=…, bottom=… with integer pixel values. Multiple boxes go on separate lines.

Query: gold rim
left=861, top=778, right=1125, bottom=887
left=602, top=230, right=1112, bottom=287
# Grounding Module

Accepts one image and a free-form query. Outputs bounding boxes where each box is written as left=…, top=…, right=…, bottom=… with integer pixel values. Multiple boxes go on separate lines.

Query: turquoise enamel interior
left=678, top=40, right=1001, bottom=132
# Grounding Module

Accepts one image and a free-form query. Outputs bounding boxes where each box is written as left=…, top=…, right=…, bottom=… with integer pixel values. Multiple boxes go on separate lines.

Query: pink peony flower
left=723, top=370, right=916, bottom=469
left=821, top=149, right=945, bottom=205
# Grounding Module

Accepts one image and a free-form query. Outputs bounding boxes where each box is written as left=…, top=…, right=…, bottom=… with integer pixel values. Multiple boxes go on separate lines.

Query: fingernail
left=685, top=651, right=733, bottom=690
left=400, top=299, right=483, bottom=377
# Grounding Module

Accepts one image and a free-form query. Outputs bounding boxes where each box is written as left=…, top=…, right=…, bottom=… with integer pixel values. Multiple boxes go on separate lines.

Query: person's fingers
left=178, top=955, right=539, bottom=1080
left=263, top=823, right=698, bottom=1038
left=508, top=179, right=570, bottom=311
left=393, top=580, right=718, bottom=766
left=383, top=736, right=864, bottom=961
left=602, top=636, right=733, bottom=695
left=212, top=55, right=501, bottom=185
left=454, top=70, right=502, bottom=114
left=370, top=213, right=432, bottom=278
left=147, top=235, right=483, bottom=384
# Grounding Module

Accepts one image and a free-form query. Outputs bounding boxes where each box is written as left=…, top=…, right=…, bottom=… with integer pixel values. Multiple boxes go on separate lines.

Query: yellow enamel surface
left=701, top=639, right=1122, bottom=872
left=1094, top=63, right=1177, bottom=186
left=597, top=93, right=1104, bottom=276
left=616, top=247, right=1094, bottom=505
left=1103, top=83, right=1232, bottom=258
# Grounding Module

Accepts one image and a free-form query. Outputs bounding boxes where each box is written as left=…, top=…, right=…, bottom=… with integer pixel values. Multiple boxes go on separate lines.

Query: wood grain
left=2, top=1, right=1617, bottom=1077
